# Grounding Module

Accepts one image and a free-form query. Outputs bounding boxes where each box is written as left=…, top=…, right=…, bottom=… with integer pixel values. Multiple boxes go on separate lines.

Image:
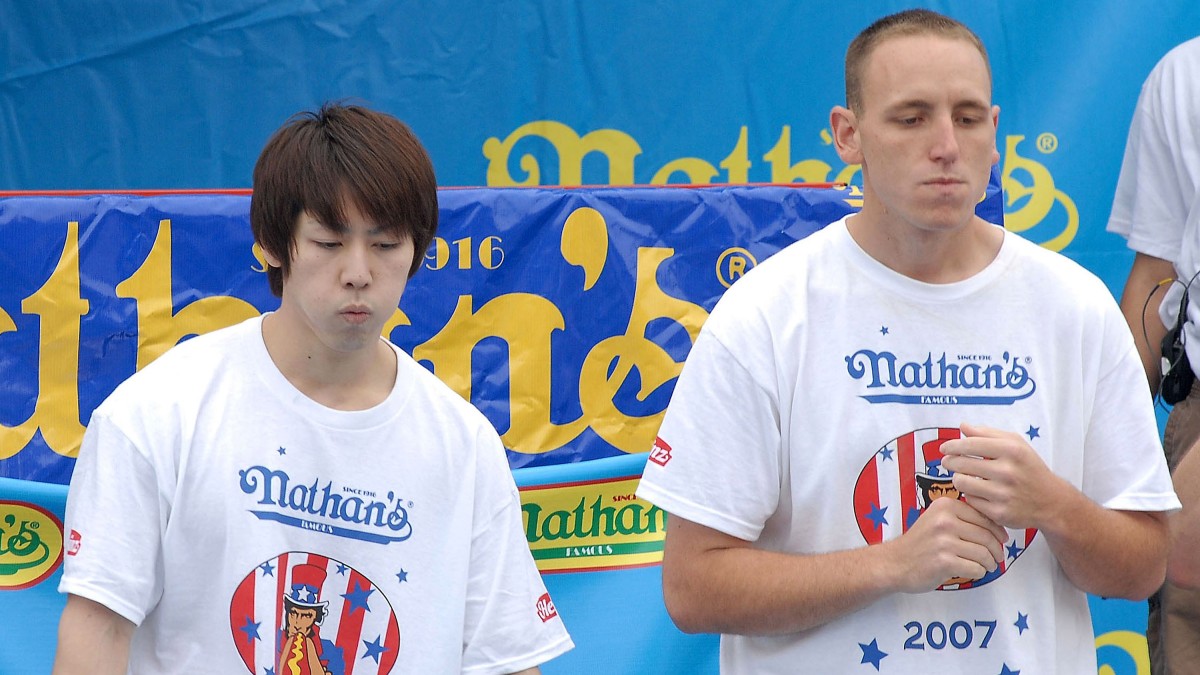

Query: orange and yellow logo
left=0, top=500, right=64, bottom=590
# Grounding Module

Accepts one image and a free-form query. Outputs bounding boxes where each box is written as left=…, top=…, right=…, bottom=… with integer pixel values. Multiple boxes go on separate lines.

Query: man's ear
left=830, top=105, right=863, bottom=165
left=260, top=243, right=283, bottom=268
left=990, top=104, right=1001, bottom=165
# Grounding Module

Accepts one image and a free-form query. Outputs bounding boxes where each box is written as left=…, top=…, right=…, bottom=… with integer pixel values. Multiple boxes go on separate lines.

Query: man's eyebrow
left=311, top=218, right=346, bottom=234
left=953, top=100, right=991, bottom=113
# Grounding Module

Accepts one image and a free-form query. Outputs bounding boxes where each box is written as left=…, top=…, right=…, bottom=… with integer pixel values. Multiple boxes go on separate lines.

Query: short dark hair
left=251, top=102, right=438, bottom=296
left=844, top=9, right=991, bottom=114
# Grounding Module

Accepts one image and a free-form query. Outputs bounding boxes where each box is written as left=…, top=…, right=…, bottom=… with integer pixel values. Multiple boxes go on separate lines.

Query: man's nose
left=341, top=243, right=371, bottom=287
left=929, top=116, right=961, bottom=162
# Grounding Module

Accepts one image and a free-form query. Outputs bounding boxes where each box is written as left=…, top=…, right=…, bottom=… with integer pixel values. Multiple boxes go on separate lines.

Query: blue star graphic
left=335, top=563, right=349, bottom=576
left=865, top=502, right=889, bottom=530
left=1007, top=540, right=1024, bottom=560
left=396, top=569, right=409, bottom=583
left=878, top=447, right=894, bottom=461
left=277, top=446, right=287, bottom=455
left=880, top=326, right=889, bottom=336
left=342, top=581, right=374, bottom=614
left=1025, top=426, right=1040, bottom=440
left=1014, top=612, right=1030, bottom=635
left=1000, top=665, right=1021, bottom=675
left=237, top=616, right=261, bottom=644
left=258, top=560, right=275, bottom=577
left=905, top=506, right=923, bottom=529
left=265, top=668, right=276, bottom=675
left=361, top=635, right=390, bottom=664
left=858, top=638, right=888, bottom=670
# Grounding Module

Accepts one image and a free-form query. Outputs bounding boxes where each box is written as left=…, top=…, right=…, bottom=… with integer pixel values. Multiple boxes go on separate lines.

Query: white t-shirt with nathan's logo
left=638, top=216, right=1178, bottom=674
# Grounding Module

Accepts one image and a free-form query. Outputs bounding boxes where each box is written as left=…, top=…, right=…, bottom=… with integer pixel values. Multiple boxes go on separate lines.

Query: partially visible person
left=1169, top=437, right=1200, bottom=589
left=1107, top=34, right=1200, bottom=675
left=638, top=9, right=1179, bottom=674
left=52, top=102, right=572, bottom=674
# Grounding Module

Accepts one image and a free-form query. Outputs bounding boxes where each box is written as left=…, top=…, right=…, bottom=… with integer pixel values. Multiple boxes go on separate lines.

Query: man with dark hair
left=52, top=102, right=572, bottom=674
left=637, top=9, right=1178, bottom=673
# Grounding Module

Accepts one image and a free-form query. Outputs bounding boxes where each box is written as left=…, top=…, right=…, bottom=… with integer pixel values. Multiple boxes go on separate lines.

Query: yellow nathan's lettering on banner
left=0, top=501, right=64, bottom=590
left=520, top=476, right=666, bottom=573
left=1095, top=629, right=1148, bottom=675
left=484, top=121, right=1076, bottom=244
left=1001, top=135, right=1078, bottom=251
left=416, top=208, right=708, bottom=456
left=0, top=222, right=88, bottom=460
left=486, top=122, right=864, bottom=191
left=3, top=207, right=708, bottom=462
left=0, top=219, right=258, bottom=460
left=117, top=220, right=258, bottom=370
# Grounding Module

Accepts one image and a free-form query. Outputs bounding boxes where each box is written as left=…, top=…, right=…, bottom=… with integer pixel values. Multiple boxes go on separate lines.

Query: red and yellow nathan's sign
left=0, top=500, right=64, bottom=591
left=520, top=476, right=665, bottom=573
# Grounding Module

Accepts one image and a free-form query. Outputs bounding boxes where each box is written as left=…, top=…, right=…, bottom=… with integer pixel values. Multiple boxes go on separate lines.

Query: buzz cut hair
left=844, top=8, right=991, bottom=114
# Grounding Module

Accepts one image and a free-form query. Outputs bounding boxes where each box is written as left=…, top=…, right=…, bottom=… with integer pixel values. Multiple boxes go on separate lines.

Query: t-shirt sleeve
left=636, top=325, right=783, bottom=542
left=1083, top=304, right=1181, bottom=512
left=57, top=409, right=168, bottom=626
left=1107, top=47, right=1197, bottom=261
left=461, top=429, right=573, bottom=674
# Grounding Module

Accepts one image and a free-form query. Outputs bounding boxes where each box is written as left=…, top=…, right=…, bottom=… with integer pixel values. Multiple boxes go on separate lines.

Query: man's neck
left=845, top=211, right=1004, bottom=284
left=260, top=313, right=398, bottom=411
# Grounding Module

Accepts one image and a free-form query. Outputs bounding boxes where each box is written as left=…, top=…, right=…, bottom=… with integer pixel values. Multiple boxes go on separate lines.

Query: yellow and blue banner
left=0, top=182, right=1148, bottom=674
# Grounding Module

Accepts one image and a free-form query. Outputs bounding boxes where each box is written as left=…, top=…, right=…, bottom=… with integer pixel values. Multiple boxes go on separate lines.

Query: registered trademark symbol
left=1036, top=133, right=1058, bottom=154
left=716, top=247, right=758, bottom=288
left=1025, top=357, right=1032, bottom=364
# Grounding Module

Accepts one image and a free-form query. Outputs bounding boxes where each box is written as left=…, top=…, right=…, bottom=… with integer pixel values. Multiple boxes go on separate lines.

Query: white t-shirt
left=61, top=316, right=573, bottom=675
left=638, top=216, right=1178, bottom=674
left=1107, top=36, right=1200, bottom=373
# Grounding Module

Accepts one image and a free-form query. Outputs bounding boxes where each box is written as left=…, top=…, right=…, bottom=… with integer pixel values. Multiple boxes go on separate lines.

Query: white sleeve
left=636, top=326, right=783, bottom=542
left=461, top=429, right=573, bottom=674
left=57, top=409, right=168, bottom=626
left=1107, top=43, right=1200, bottom=261
left=1083, top=304, right=1180, bottom=512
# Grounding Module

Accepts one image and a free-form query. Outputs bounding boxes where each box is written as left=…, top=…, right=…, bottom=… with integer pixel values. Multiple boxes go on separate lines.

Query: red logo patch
left=648, top=437, right=673, bottom=467
left=67, top=529, right=82, bottom=556
left=536, top=592, right=558, bottom=622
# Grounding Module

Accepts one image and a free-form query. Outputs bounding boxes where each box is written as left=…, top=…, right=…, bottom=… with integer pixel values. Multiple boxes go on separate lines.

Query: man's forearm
left=1039, top=489, right=1168, bottom=600
left=1118, top=252, right=1175, bottom=392
left=663, top=537, right=901, bottom=636
left=53, top=595, right=135, bottom=675
left=660, top=502, right=1006, bottom=636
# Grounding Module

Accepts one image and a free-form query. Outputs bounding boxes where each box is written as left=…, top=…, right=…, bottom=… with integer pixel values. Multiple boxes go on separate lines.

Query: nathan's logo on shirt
left=536, top=592, right=559, bottom=622
left=844, top=349, right=1036, bottom=405
left=0, top=500, right=64, bottom=591
left=648, top=437, right=672, bottom=466
left=238, top=465, right=413, bottom=545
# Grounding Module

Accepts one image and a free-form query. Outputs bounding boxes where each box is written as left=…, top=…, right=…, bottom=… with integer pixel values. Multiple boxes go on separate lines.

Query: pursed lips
left=340, top=304, right=372, bottom=324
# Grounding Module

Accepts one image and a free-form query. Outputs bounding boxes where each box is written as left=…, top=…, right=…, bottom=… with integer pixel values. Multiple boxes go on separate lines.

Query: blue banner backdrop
left=0, top=184, right=1152, bottom=674
left=0, top=180, right=997, bottom=482
left=6, top=2, right=1200, bottom=299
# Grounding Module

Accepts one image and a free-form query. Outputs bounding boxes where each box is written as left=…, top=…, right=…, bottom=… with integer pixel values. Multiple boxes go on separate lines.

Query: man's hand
left=939, top=423, right=1067, bottom=529
left=885, top=496, right=1007, bottom=593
